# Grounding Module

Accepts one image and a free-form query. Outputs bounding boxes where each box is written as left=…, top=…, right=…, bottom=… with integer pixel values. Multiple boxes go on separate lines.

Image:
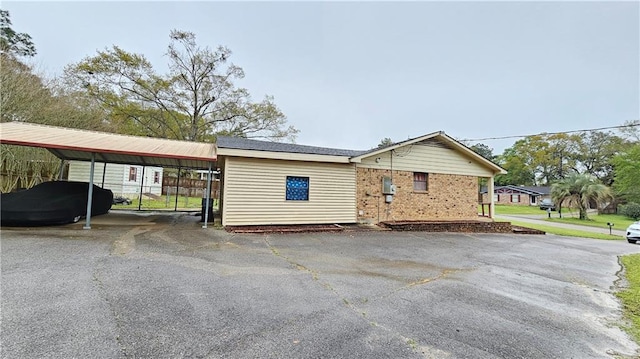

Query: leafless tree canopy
left=65, top=30, right=298, bottom=142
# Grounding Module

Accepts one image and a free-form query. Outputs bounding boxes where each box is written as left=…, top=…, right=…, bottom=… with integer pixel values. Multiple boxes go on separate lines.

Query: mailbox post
left=607, top=222, right=614, bottom=235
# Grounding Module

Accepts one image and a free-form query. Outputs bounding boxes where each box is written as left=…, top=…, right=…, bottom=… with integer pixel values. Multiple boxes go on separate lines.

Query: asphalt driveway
left=2, top=212, right=639, bottom=358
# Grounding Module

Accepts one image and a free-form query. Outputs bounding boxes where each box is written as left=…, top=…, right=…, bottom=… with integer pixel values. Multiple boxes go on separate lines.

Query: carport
left=0, top=122, right=217, bottom=229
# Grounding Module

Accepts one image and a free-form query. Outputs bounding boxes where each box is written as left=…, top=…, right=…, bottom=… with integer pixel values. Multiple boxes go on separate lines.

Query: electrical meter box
left=382, top=177, right=396, bottom=195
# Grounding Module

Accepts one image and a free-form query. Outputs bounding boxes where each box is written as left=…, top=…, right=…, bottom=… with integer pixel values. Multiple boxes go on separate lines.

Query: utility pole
left=557, top=149, right=564, bottom=179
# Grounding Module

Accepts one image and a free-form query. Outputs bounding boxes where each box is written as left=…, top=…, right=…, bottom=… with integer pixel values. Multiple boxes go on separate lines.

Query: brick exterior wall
left=356, top=168, right=479, bottom=223
left=483, top=192, right=545, bottom=207
left=496, top=193, right=531, bottom=206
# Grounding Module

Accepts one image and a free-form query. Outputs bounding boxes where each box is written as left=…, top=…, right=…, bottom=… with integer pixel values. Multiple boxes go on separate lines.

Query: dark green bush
left=620, top=202, right=640, bottom=220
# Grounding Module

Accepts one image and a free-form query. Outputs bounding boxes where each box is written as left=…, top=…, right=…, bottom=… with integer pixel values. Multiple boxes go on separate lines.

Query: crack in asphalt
left=405, top=268, right=459, bottom=288
left=261, top=235, right=464, bottom=357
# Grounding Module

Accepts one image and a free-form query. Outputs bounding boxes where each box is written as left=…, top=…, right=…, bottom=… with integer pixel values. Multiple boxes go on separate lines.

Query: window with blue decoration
left=286, top=176, right=309, bottom=201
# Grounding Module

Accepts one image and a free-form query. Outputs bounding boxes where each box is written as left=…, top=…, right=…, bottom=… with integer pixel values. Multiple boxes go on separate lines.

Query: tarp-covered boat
left=1, top=181, right=113, bottom=226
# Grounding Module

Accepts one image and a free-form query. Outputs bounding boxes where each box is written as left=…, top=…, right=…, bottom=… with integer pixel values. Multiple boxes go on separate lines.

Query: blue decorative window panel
left=286, top=176, right=309, bottom=201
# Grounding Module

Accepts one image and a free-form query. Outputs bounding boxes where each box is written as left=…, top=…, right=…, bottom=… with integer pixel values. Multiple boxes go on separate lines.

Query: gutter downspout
left=57, top=159, right=65, bottom=180
left=101, top=163, right=107, bottom=188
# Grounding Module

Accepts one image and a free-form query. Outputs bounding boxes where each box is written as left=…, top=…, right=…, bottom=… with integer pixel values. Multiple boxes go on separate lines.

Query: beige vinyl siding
left=358, top=140, right=494, bottom=177
left=222, top=157, right=356, bottom=226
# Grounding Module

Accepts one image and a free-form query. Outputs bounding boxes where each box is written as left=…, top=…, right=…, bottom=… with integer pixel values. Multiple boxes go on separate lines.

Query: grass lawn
left=617, top=253, right=640, bottom=344
left=508, top=220, right=623, bottom=241
left=483, top=204, right=549, bottom=215
left=489, top=204, right=636, bottom=232
left=546, top=214, right=635, bottom=231
left=112, top=195, right=218, bottom=210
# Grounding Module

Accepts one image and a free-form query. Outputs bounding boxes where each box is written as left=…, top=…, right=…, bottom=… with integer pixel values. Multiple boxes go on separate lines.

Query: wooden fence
left=162, top=176, right=220, bottom=198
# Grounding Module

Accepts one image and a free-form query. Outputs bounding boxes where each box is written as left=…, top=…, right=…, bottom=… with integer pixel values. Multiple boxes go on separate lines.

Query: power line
left=462, top=123, right=639, bottom=142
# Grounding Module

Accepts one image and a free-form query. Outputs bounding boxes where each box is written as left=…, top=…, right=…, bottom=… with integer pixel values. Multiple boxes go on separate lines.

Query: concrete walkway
left=496, top=214, right=627, bottom=237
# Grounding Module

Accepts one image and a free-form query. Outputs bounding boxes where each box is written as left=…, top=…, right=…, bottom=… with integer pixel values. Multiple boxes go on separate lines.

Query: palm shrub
left=551, top=173, right=613, bottom=220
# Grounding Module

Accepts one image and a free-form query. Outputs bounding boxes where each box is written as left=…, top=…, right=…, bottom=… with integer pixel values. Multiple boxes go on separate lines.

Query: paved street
left=2, top=212, right=639, bottom=358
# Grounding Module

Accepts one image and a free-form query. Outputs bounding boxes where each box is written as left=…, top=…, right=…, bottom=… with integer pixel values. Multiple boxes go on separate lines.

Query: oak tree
left=469, top=143, right=496, bottom=162
left=612, top=144, right=640, bottom=203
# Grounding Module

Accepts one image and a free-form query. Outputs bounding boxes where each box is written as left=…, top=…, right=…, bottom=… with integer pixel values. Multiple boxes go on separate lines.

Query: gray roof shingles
left=216, top=136, right=367, bottom=157
left=480, top=185, right=551, bottom=195
left=496, top=185, right=551, bottom=195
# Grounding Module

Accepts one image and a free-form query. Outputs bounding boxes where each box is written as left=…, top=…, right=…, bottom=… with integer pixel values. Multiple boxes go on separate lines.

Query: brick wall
left=483, top=192, right=539, bottom=206
left=356, top=168, right=479, bottom=223
left=495, top=193, right=532, bottom=206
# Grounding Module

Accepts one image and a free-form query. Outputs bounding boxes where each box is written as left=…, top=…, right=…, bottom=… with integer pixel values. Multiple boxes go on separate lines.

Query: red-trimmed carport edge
left=0, top=121, right=218, bottom=229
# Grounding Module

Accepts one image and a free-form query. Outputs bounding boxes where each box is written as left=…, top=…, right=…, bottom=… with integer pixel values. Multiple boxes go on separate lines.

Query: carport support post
left=83, top=153, right=96, bottom=230
left=202, top=162, right=212, bottom=229
left=488, top=176, right=495, bottom=219
left=57, top=159, right=65, bottom=180
left=174, top=167, right=181, bottom=211
left=138, top=166, right=145, bottom=211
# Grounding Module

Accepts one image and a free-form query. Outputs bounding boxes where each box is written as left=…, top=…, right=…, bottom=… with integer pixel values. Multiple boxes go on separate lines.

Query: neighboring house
left=196, top=169, right=220, bottom=181
left=216, top=132, right=506, bottom=226
left=67, top=161, right=163, bottom=197
left=482, top=185, right=551, bottom=206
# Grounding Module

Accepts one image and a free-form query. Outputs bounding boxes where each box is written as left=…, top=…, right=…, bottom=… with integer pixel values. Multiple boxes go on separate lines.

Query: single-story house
left=216, top=132, right=506, bottom=226
left=0, top=122, right=507, bottom=228
left=482, top=185, right=551, bottom=207
left=68, top=161, right=163, bottom=197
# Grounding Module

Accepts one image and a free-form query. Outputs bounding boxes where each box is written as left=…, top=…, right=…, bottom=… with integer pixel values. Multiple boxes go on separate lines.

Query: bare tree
left=65, top=30, right=298, bottom=142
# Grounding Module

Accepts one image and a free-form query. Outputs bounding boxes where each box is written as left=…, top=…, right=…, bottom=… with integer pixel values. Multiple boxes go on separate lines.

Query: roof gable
left=495, top=185, right=550, bottom=195
left=350, top=132, right=506, bottom=175
left=217, top=133, right=506, bottom=175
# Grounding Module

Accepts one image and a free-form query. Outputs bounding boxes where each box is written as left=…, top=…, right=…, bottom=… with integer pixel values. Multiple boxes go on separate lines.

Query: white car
left=627, top=221, right=640, bottom=244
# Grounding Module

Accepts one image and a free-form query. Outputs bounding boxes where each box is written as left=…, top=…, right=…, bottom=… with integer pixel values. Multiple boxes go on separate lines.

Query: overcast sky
left=5, top=1, right=639, bottom=154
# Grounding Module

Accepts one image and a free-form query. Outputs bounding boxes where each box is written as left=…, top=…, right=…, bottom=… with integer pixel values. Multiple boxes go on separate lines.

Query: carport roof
left=0, top=122, right=217, bottom=169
